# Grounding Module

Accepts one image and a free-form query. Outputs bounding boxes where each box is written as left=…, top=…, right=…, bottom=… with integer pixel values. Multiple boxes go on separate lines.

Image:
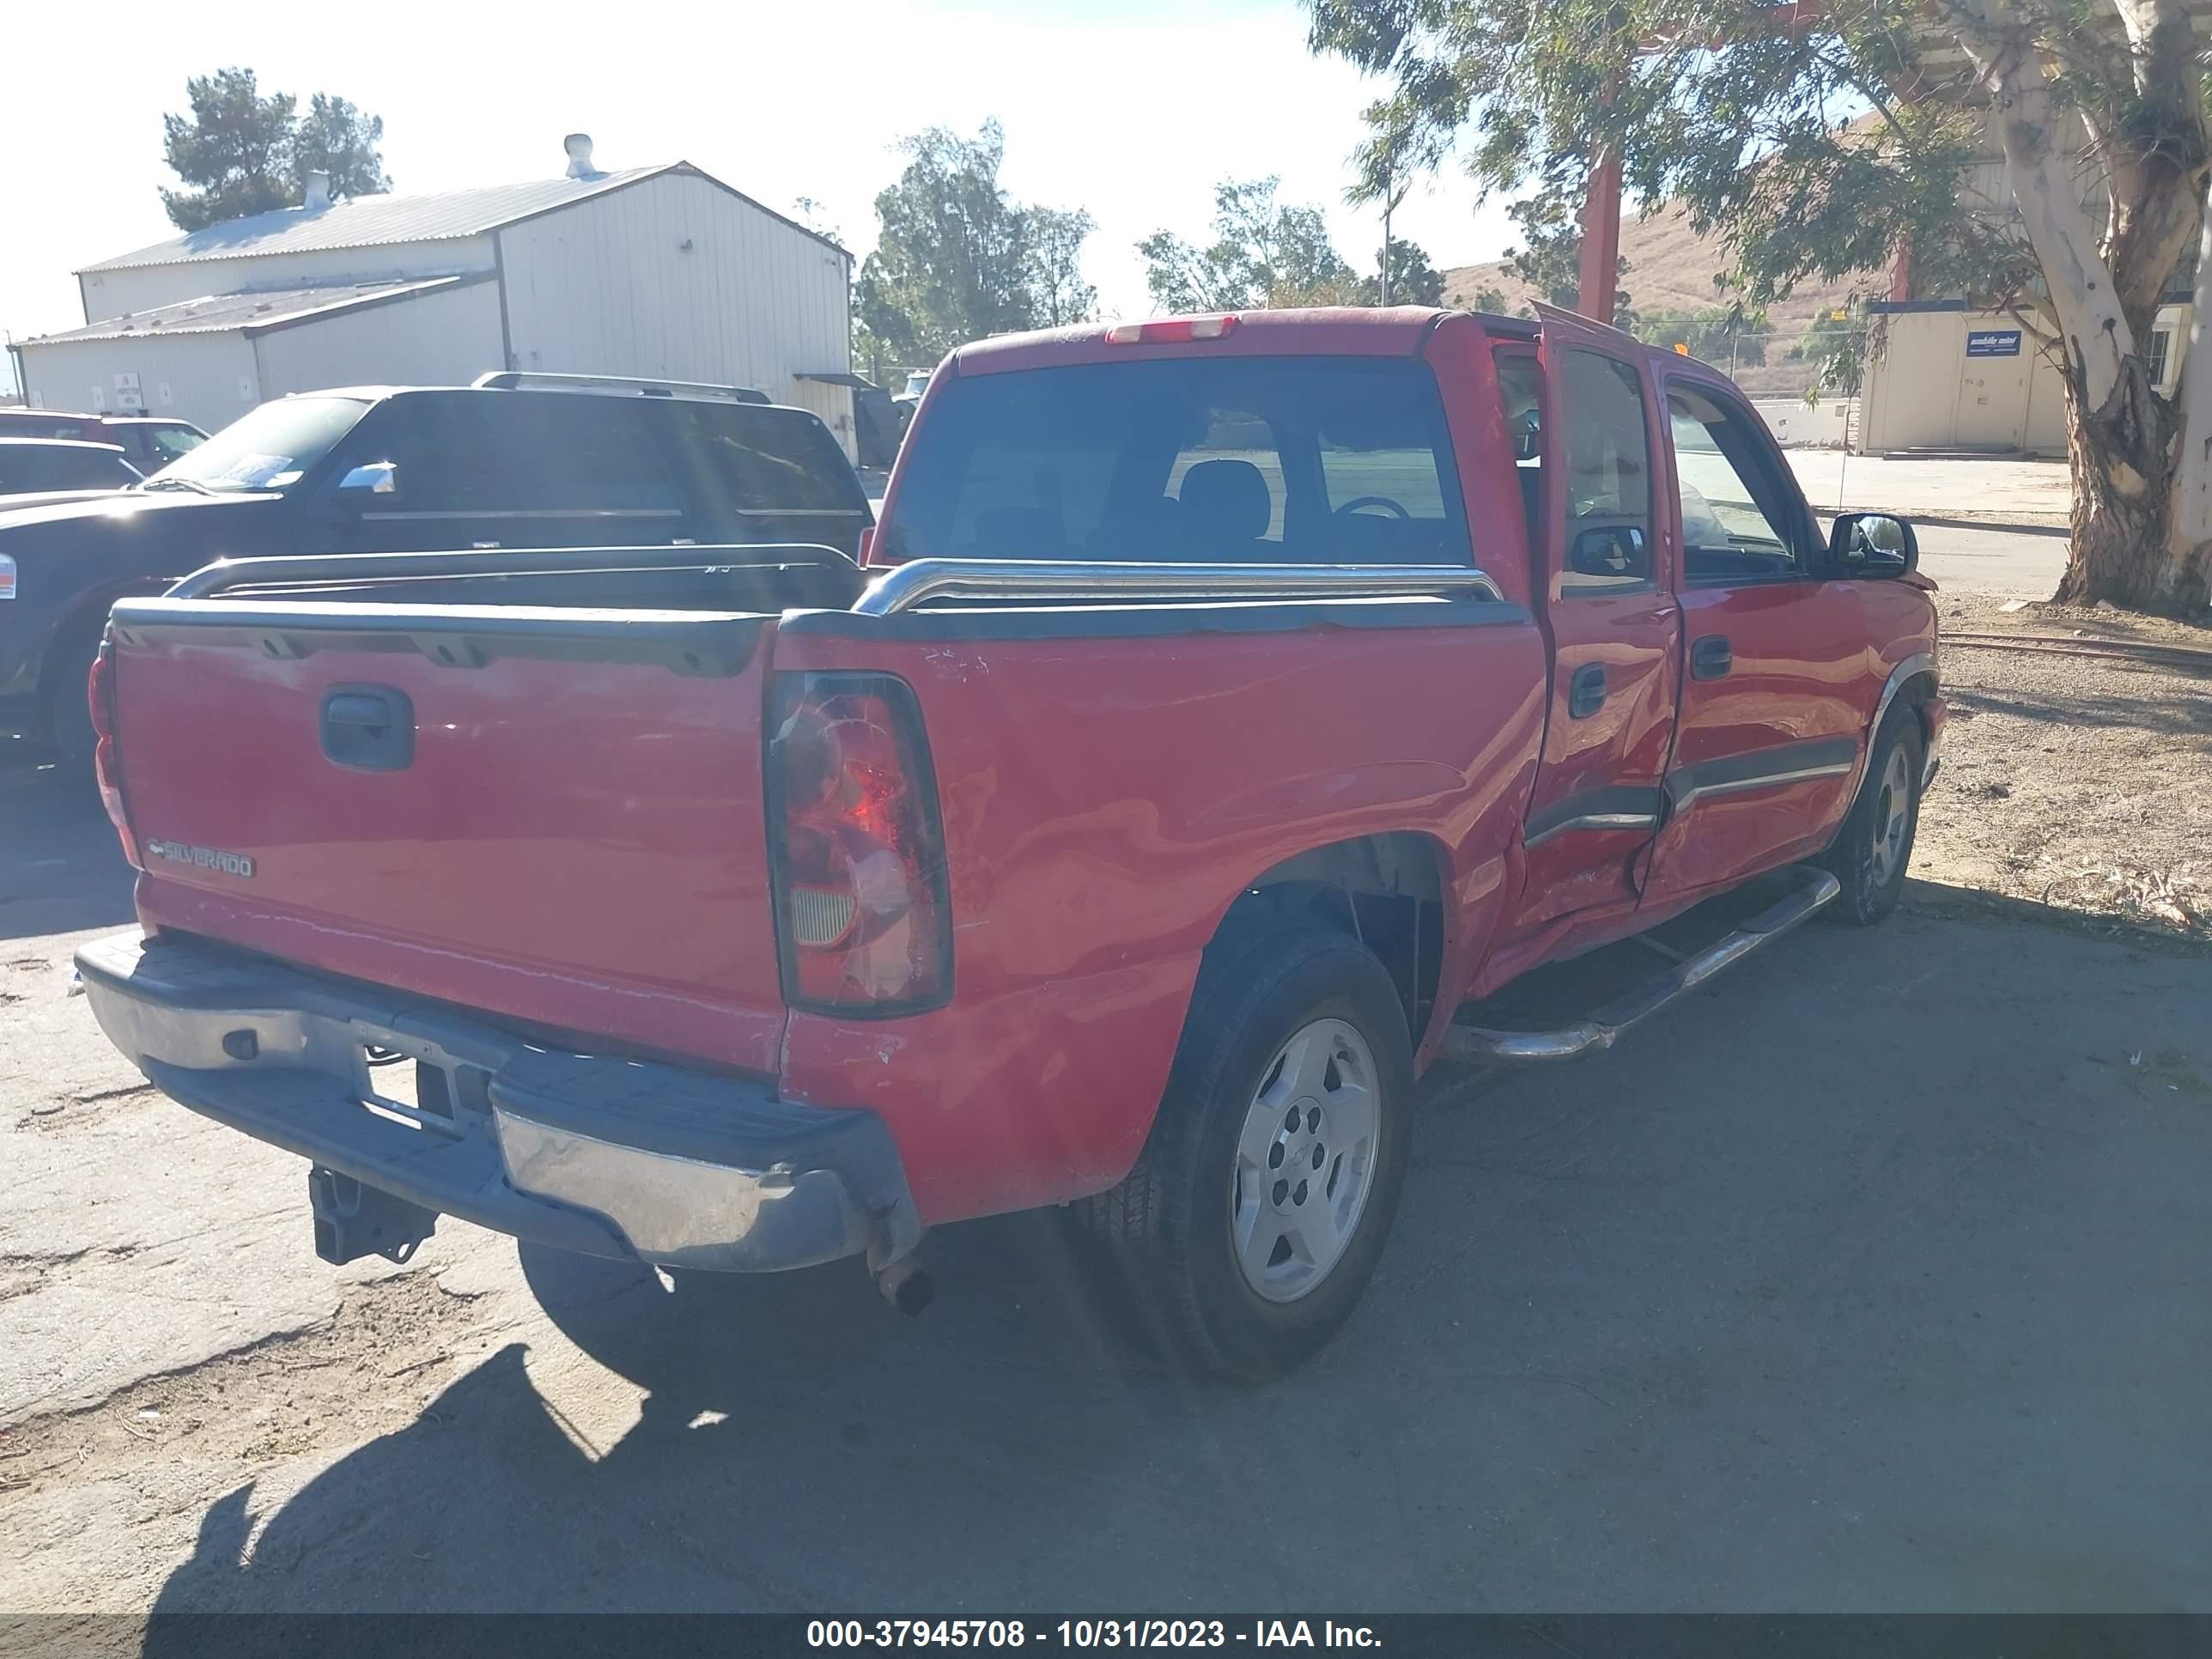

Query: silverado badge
left=145, top=840, right=257, bottom=879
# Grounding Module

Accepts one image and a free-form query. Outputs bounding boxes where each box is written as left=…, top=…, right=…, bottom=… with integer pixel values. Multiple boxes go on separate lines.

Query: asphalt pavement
left=3, top=726, right=2209, bottom=1613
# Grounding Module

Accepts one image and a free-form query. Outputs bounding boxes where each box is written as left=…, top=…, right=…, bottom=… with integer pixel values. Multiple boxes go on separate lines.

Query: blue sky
left=0, top=0, right=1522, bottom=394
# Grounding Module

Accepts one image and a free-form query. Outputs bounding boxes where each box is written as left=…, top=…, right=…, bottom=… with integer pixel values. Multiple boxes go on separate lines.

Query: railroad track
left=1943, top=631, right=2212, bottom=672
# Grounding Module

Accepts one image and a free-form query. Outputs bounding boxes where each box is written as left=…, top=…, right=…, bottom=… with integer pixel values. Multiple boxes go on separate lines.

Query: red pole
left=1577, top=150, right=1625, bottom=323
left=1887, top=235, right=1913, bottom=302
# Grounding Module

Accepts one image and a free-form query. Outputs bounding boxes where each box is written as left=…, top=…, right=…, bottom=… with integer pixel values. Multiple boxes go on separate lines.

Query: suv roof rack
left=471, top=370, right=771, bottom=404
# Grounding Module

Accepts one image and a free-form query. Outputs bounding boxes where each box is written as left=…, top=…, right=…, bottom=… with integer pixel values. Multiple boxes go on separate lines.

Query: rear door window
left=368, top=392, right=684, bottom=519
left=1554, top=349, right=1656, bottom=592
left=668, top=404, right=868, bottom=516
left=883, top=356, right=1470, bottom=565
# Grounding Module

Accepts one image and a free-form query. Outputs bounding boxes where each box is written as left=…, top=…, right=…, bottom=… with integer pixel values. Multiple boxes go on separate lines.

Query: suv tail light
left=87, top=635, right=141, bottom=867
left=767, top=672, right=951, bottom=1015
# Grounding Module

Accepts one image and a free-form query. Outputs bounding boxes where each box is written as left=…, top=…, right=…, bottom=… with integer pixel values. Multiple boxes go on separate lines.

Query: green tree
left=1503, top=197, right=1630, bottom=325
left=1359, top=237, right=1445, bottom=305
left=1309, top=0, right=2210, bottom=612
left=854, top=121, right=1094, bottom=367
left=1027, top=206, right=1099, bottom=327
left=1468, top=283, right=1510, bottom=313
left=1633, top=306, right=1770, bottom=367
left=1788, top=310, right=1869, bottom=401
left=291, top=94, right=390, bottom=202
left=1139, top=178, right=1361, bottom=311
left=159, top=68, right=390, bottom=232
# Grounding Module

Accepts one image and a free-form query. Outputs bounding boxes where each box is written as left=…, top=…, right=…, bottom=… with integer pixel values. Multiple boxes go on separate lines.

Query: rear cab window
left=881, top=356, right=1471, bottom=565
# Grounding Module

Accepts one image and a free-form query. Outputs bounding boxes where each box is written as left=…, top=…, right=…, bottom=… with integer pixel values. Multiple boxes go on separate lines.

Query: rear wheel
left=1821, top=706, right=1924, bottom=926
left=1073, top=917, right=1414, bottom=1382
left=45, top=628, right=101, bottom=779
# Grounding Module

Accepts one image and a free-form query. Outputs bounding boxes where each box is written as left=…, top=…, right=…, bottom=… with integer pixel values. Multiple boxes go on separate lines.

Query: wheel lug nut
left=1284, top=1108, right=1300, bottom=1132
left=1272, top=1179, right=1289, bottom=1206
left=1293, top=1180, right=1310, bottom=1206
left=1311, top=1145, right=1325, bottom=1170
left=1306, top=1107, right=1322, bottom=1131
left=1267, top=1144, right=1284, bottom=1169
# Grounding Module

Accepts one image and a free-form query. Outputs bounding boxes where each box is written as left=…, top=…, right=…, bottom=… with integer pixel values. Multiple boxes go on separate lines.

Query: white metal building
left=10, top=137, right=858, bottom=453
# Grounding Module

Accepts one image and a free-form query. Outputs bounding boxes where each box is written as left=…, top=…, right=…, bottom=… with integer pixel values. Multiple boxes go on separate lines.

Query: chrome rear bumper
left=75, top=931, right=921, bottom=1274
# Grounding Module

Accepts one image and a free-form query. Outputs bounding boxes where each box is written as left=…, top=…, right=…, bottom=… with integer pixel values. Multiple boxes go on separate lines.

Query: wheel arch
left=1209, top=830, right=1449, bottom=1048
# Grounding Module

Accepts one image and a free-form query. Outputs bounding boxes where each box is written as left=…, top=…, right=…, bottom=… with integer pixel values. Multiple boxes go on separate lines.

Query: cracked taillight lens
left=87, top=635, right=141, bottom=868
left=768, top=672, right=951, bottom=1016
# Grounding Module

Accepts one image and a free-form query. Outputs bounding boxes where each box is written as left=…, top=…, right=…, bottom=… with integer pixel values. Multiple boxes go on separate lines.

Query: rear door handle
left=1691, top=635, right=1733, bottom=680
left=1567, top=662, right=1607, bottom=719
left=320, top=684, right=415, bottom=771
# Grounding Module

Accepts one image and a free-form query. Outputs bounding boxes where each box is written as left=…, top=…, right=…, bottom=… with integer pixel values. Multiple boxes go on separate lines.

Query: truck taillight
left=87, top=635, right=140, bottom=867
left=768, top=672, right=951, bottom=1016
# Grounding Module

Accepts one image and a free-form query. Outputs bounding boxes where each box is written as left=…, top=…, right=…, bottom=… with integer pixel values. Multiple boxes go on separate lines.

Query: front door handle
left=1568, top=662, right=1607, bottom=719
left=1691, top=635, right=1733, bottom=681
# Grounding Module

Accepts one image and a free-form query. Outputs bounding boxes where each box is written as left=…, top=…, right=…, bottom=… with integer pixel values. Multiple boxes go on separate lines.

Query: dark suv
left=0, top=373, right=871, bottom=766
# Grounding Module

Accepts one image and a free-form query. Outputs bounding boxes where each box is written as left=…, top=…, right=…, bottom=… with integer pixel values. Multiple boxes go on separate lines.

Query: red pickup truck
left=76, top=306, right=1942, bottom=1380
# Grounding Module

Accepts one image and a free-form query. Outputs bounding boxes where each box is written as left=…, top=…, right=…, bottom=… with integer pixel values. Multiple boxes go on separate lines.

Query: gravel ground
left=1917, top=595, right=2212, bottom=940
left=3, top=529, right=2209, bottom=1614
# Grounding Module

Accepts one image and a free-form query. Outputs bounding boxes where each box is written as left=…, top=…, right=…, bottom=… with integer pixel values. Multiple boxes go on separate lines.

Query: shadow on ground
left=132, top=891, right=2212, bottom=1617
left=0, top=740, right=136, bottom=942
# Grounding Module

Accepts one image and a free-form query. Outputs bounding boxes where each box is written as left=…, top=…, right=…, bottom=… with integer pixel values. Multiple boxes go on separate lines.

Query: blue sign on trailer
left=1967, top=329, right=2023, bottom=357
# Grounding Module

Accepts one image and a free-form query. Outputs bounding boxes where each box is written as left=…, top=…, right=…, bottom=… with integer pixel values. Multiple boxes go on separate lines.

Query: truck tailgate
left=106, top=599, right=788, bottom=1072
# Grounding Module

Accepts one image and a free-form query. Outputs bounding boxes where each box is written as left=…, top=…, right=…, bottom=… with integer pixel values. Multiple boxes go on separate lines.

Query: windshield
left=881, top=356, right=1471, bottom=565
left=143, top=396, right=368, bottom=492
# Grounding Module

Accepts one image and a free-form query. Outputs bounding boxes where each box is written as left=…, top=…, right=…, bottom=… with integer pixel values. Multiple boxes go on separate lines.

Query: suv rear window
left=880, top=356, right=1470, bottom=565
left=669, top=404, right=867, bottom=515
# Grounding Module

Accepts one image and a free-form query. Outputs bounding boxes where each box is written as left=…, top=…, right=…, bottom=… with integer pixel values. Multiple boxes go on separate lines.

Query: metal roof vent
left=303, top=170, right=331, bottom=211
left=564, top=134, right=598, bottom=179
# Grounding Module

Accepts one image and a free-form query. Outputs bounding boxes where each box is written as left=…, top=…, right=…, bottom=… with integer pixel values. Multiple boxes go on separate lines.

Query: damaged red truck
left=76, top=307, right=1942, bottom=1381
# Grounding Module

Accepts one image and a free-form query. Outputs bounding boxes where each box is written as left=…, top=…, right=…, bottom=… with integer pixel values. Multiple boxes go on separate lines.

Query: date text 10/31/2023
left=806, top=1622, right=1383, bottom=1649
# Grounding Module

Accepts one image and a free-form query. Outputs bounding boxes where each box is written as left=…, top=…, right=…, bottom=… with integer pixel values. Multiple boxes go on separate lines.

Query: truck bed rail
left=164, top=543, right=862, bottom=601
left=853, top=559, right=1507, bottom=617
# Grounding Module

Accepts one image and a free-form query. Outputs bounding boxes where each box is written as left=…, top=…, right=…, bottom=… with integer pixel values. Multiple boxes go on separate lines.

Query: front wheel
left=1073, top=917, right=1414, bottom=1382
left=1821, top=706, right=1924, bottom=926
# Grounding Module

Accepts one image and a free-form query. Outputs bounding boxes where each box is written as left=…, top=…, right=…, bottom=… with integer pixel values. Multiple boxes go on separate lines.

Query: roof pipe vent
left=564, top=133, right=598, bottom=179
left=303, top=171, right=331, bottom=211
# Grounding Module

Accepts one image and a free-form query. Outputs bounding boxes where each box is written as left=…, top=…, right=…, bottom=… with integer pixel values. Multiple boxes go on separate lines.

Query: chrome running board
left=1441, top=866, right=1842, bottom=1064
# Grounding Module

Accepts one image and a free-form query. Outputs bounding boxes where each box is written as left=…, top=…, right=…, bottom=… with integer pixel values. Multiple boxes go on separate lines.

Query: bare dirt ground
left=3, top=518, right=2209, bottom=1615
left=1917, top=593, right=2212, bottom=942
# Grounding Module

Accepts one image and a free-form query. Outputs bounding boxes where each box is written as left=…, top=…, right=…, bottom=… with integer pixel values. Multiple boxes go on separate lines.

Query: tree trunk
left=1951, top=0, right=2209, bottom=614
left=2058, top=356, right=2185, bottom=605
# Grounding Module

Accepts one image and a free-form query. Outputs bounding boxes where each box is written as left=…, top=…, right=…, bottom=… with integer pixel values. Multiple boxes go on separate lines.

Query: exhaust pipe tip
left=876, top=1257, right=934, bottom=1316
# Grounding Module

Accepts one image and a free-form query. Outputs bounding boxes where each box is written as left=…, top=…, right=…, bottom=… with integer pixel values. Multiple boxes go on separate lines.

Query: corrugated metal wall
left=80, top=240, right=498, bottom=323
left=17, top=330, right=261, bottom=433
left=495, top=172, right=855, bottom=455
left=252, top=280, right=504, bottom=398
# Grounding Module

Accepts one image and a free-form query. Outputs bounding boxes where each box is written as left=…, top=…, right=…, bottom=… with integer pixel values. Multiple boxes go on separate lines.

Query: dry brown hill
left=1443, top=200, right=1880, bottom=396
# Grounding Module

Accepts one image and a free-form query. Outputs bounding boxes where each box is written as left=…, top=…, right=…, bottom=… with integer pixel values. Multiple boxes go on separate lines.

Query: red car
left=76, top=306, right=1941, bottom=1380
left=0, top=409, right=206, bottom=476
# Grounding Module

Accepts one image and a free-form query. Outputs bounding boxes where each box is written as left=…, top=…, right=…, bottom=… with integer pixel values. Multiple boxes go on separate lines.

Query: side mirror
left=1829, top=511, right=1916, bottom=577
left=334, top=461, right=398, bottom=504
left=1569, top=523, right=1650, bottom=580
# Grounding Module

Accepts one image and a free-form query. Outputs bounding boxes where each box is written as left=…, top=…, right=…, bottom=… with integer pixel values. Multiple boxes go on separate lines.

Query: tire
left=45, top=628, right=101, bottom=779
left=1073, top=916, right=1415, bottom=1382
left=1820, top=704, right=1925, bottom=927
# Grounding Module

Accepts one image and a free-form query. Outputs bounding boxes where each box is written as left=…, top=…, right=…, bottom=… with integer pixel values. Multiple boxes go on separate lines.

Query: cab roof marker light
left=1104, top=314, right=1241, bottom=346
left=0, top=555, right=15, bottom=601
